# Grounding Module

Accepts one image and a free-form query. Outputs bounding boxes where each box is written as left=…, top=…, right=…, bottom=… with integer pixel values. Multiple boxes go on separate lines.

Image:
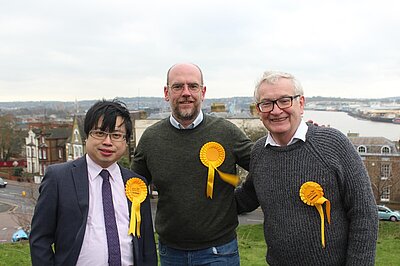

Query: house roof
left=44, top=127, right=71, bottom=139
left=348, top=136, right=399, bottom=154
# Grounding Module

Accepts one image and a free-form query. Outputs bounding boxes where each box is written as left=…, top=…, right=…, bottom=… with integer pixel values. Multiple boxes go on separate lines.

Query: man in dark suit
left=29, top=99, right=157, bottom=266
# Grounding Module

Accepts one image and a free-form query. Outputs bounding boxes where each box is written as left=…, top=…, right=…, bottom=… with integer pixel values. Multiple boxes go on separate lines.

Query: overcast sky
left=1, top=0, right=399, bottom=102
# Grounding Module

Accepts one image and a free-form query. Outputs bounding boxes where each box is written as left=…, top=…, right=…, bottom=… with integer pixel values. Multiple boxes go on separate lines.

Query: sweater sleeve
left=317, top=128, right=378, bottom=265
left=131, top=130, right=152, bottom=184
left=235, top=172, right=260, bottom=214
left=339, top=135, right=378, bottom=265
left=231, top=125, right=253, bottom=171
left=234, top=138, right=263, bottom=214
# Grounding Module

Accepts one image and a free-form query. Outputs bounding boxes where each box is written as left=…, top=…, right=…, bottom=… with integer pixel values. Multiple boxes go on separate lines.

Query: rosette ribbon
left=299, top=181, right=331, bottom=248
left=125, top=178, right=147, bottom=237
left=200, top=142, right=240, bottom=199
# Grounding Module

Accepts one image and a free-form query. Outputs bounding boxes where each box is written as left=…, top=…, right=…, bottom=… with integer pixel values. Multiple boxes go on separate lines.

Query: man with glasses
left=235, top=71, right=378, bottom=265
left=132, top=63, right=252, bottom=265
left=30, top=99, right=157, bottom=266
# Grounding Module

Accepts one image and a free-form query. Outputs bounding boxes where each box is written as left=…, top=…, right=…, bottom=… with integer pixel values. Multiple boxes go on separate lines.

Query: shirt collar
left=170, top=110, right=204, bottom=129
left=86, top=154, right=119, bottom=181
left=265, top=119, right=308, bottom=147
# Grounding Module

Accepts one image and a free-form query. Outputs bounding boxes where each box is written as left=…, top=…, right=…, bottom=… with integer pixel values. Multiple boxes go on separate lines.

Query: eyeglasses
left=168, top=83, right=203, bottom=93
left=89, top=130, right=126, bottom=142
left=256, top=95, right=301, bottom=113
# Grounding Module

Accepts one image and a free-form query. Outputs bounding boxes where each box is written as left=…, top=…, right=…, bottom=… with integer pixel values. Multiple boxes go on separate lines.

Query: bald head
left=166, top=63, right=204, bottom=85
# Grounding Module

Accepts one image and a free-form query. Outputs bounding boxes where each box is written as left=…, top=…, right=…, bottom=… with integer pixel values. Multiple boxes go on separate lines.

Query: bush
left=13, top=167, right=23, bottom=177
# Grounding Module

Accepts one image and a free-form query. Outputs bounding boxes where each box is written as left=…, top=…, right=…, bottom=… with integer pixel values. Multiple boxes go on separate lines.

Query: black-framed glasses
left=168, top=83, right=203, bottom=93
left=256, top=95, right=301, bottom=113
left=89, top=130, right=126, bottom=142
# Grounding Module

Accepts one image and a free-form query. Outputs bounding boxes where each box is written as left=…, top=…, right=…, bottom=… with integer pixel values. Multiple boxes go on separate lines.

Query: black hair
left=84, top=99, right=132, bottom=143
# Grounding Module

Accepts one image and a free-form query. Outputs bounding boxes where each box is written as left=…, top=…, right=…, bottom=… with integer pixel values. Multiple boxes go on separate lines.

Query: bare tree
left=371, top=173, right=400, bottom=205
left=11, top=183, right=39, bottom=233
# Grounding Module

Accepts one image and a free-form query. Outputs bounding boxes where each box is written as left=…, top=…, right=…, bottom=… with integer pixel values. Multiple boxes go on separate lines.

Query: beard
left=173, top=104, right=199, bottom=122
left=171, top=97, right=201, bottom=123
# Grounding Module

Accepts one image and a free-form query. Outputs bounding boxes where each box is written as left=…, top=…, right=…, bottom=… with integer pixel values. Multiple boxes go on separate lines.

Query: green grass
left=376, top=222, right=400, bottom=266
left=0, top=241, right=31, bottom=266
left=1, top=222, right=399, bottom=266
left=237, top=224, right=266, bottom=266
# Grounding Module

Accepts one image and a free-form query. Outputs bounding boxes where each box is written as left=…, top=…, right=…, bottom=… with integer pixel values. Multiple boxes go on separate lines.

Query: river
left=303, top=110, right=400, bottom=141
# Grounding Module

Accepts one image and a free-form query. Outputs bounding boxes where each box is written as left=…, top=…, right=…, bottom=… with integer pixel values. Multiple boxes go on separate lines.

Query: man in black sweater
left=132, top=63, right=253, bottom=265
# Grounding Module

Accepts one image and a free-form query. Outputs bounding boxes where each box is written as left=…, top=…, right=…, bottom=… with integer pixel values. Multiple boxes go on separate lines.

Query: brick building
left=348, top=135, right=400, bottom=204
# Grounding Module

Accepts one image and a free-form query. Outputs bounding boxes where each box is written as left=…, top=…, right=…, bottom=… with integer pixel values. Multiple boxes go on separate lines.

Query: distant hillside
left=1, top=96, right=399, bottom=116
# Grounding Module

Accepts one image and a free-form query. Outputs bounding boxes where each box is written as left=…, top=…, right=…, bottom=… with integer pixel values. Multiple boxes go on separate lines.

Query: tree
left=11, top=182, right=39, bottom=233
left=0, top=115, right=24, bottom=161
left=241, top=125, right=267, bottom=142
left=372, top=175, right=400, bottom=204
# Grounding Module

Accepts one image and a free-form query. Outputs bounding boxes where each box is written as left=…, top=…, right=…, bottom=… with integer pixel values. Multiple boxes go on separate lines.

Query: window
left=67, top=144, right=73, bottom=156
left=357, top=146, right=366, bottom=153
left=74, top=129, right=79, bottom=142
left=381, top=163, right=391, bottom=180
left=39, top=164, right=44, bottom=175
left=59, top=148, right=63, bottom=159
left=381, top=146, right=390, bottom=154
left=43, top=149, right=47, bottom=159
left=38, top=149, right=42, bottom=159
left=381, top=186, right=390, bottom=202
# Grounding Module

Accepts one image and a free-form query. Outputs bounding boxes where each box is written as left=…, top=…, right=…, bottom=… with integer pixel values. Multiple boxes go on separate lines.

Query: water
left=303, top=110, right=400, bottom=141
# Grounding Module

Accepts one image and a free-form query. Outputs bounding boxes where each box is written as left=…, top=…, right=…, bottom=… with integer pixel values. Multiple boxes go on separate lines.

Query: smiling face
left=256, top=78, right=305, bottom=145
left=164, top=63, right=206, bottom=128
left=85, top=116, right=127, bottom=168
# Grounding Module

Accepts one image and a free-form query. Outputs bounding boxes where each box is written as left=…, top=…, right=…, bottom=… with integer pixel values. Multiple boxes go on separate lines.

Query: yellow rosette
left=125, top=178, right=147, bottom=237
left=200, top=142, right=240, bottom=199
left=299, top=181, right=331, bottom=248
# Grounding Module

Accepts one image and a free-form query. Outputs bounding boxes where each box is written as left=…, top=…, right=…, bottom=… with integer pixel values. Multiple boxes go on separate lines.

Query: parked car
left=0, top=177, right=7, bottom=188
left=11, top=229, right=29, bottom=242
left=378, top=205, right=400, bottom=222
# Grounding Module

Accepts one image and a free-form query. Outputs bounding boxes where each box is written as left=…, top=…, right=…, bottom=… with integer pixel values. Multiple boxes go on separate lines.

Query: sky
left=1, top=0, right=400, bottom=102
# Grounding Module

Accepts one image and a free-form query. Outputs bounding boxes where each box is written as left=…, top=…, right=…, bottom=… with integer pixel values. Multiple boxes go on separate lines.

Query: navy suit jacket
left=29, top=156, right=157, bottom=266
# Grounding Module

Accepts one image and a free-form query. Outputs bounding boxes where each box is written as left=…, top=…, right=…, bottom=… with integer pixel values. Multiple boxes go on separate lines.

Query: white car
left=0, top=177, right=7, bottom=188
left=378, top=205, right=400, bottom=222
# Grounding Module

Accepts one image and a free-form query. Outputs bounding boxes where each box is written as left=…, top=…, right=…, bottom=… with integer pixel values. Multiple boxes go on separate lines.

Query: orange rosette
left=200, top=142, right=240, bottom=199
left=300, top=181, right=331, bottom=248
left=125, top=177, right=147, bottom=237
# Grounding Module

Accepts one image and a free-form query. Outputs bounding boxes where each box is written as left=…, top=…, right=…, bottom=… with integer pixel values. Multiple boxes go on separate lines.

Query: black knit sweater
left=236, top=124, right=378, bottom=265
left=132, top=115, right=252, bottom=250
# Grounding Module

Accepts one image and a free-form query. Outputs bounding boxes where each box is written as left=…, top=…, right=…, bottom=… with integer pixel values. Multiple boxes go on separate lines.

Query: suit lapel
left=72, top=156, right=90, bottom=216
left=120, top=166, right=134, bottom=213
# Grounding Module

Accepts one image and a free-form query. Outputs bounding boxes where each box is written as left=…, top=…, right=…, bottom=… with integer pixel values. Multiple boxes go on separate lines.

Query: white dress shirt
left=265, top=120, right=308, bottom=147
left=170, top=111, right=204, bottom=129
left=76, top=155, right=133, bottom=266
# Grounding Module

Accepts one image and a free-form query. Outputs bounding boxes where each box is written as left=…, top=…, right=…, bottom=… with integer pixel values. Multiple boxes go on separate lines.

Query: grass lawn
left=1, top=222, right=399, bottom=266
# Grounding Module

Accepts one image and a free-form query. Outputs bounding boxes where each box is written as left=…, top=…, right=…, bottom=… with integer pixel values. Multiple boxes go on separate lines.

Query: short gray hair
left=254, top=71, right=304, bottom=102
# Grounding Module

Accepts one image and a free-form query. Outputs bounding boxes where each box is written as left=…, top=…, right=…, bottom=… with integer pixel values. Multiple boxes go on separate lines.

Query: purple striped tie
left=100, top=169, right=122, bottom=266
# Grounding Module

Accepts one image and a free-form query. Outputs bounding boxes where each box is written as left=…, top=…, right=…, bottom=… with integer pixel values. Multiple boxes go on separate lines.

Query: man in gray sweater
left=132, top=63, right=252, bottom=265
left=235, top=71, right=378, bottom=265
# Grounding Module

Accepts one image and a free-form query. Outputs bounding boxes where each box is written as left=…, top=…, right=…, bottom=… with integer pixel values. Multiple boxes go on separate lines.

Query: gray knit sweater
left=132, top=115, right=252, bottom=250
left=235, top=124, right=378, bottom=265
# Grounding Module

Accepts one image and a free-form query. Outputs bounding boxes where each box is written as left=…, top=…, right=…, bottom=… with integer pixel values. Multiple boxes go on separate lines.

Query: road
left=0, top=181, right=36, bottom=243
